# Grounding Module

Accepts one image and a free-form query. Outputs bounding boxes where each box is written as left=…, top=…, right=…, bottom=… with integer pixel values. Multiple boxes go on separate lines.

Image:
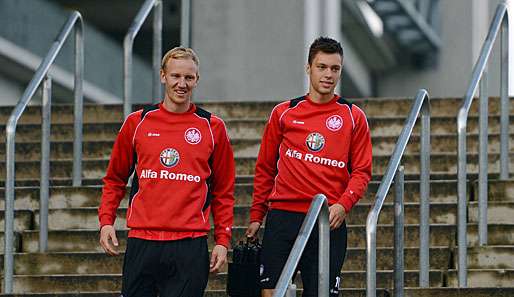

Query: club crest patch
left=184, top=127, right=202, bottom=144
left=326, top=115, right=343, bottom=131
left=306, top=132, right=325, bottom=152
left=160, top=148, right=180, bottom=168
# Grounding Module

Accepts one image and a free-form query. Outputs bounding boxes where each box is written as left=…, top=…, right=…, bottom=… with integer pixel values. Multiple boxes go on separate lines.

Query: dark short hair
left=308, top=37, right=344, bottom=65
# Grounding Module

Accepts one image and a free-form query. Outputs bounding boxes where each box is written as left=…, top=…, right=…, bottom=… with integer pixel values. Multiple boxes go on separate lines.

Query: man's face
left=160, top=58, right=199, bottom=106
left=307, top=52, right=342, bottom=96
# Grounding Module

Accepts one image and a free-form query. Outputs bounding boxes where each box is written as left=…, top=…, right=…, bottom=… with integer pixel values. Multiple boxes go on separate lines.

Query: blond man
left=99, top=47, right=235, bottom=297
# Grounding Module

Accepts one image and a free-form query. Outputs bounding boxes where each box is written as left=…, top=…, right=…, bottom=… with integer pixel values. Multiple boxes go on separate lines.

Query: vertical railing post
left=419, top=95, right=431, bottom=287
left=394, top=166, right=405, bottom=297
left=4, top=121, right=16, bottom=294
left=72, top=16, right=84, bottom=187
left=318, top=195, right=330, bottom=297
left=478, top=69, right=488, bottom=246
left=152, top=0, right=162, bottom=103
left=366, top=213, right=377, bottom=297
left=181, top=0, right=192, bottom=47
left=457, top=109, right=468, bottom=287
left=39, top=76, right=52, bottom=252
left=500, top=13, right=510, bottom=180
left=123, top=37, right=133, bottom=118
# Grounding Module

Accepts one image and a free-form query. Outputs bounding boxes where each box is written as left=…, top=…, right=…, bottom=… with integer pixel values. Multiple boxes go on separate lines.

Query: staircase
left=0, top=97, right=513, bottom=296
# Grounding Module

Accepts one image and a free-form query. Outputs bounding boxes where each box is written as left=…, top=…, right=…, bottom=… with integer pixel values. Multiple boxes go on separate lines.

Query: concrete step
left=4, top=270, right=444, bottom=293
left=0, top=289, right=388, bottom=297
left=380, top=223, right=514, bottom=248
left=348, top=97, right=514, bottom=118
left=181, top=152, right=514, bottom=176
left=2, top=133, right=513, bottom=160
left=0, top=210, right=32, bottom=232
left=472, top=179, right=514, bottom=201
left=1, top=97, right=513, bottom=124
left=447, top=269, right=514, bottom=287
left=0, top=175, right=258, bottom=187
left=205, top=287, right=514, bottom=297
left=0, top=233, right=21, bottom=253
left=29, top=200, right=468, bottom=227
left=3, top=114, right=514, bottom=144
left=1, top=179, right=512, bottom=212
left=1, top=152, right=513, bottom=179
left=5, top=247, right=449, bottom=276
left=463, top=246, right=514, bottom=269
left=20, top=223, right=514, bottom=253
left=468, top=201, right=514, bottom=224
left=0, top=179, right=470, bottom=210
left=31, top=203, right=450, bottom=230
left=21, top=229, right=248, bottom=254
left=11, top=178, right=513, bottom=211
left=2, top=288, right=514, bottom=297
left=369, top=115, right=514, bottom=138
left=0, top=123, right=121, bottom=142
left=0, top=141, right=115, bottom=160
left=35, top=200, right=512, bottom=230
left=403, top=288, right=514, bottom=297
left=0, top=170, right=506, bottom=188
left=371, top=133, right=514, bottom=156
left=0, top=105, right=125, bottom=125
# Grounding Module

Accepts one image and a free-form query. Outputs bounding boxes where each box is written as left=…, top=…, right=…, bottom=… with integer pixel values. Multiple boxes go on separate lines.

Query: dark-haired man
left=246, top=37, right=372, bottom=297
left=99, top=47, right=235, bottom=297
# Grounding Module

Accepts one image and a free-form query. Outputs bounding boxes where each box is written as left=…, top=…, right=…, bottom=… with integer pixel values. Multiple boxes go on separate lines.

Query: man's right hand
left=245, top=221, right=261, bottom=239
left=99, top=225, right=119, bottom=256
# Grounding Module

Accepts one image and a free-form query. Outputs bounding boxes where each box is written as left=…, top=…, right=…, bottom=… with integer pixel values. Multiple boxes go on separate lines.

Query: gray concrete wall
left=0, top=74, right=24, bottom=106
left=0, top=0, right=153, bottom=104
left=376, top=0, right=506, bottom=98
left=191, top=0, right=306, bottom=101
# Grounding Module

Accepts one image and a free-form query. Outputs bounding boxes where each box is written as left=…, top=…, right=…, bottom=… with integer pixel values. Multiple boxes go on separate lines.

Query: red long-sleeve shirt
left=99, top=103, right=235, bottom=248
left=250, top=95, right=372, bottom=223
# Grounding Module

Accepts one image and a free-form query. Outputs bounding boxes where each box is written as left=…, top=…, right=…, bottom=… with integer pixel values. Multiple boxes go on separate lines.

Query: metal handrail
left=367, top=89, right=431, bottom=297
left=273, top=194, right=330, bottom=297
left=4, top=12, right=83, bottom=293
left=123, top=0, right=162, bottom=118
left=181, top=0, right=192, bottom=47
left=456, top=0, right=509, bottom=287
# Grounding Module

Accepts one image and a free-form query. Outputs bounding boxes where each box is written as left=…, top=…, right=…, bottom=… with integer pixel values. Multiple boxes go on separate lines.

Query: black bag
left=226, top=238, right=262, bottom=297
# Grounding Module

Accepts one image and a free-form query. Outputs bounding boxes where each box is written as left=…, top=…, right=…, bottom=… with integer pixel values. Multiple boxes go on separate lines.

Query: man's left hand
left=328, top=204, right=347, bottom=230
left=210, top=244, right=228, bottom=273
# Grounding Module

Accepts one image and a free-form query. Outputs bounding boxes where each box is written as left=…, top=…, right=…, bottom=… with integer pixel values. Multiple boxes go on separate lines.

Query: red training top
left=99, top=103, right=235, bottom=248
left=250, top=95, right=372, bottom=223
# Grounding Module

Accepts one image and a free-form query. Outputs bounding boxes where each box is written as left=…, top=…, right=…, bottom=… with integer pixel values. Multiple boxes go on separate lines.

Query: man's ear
left=160, top=69, right=166, bottom=84
left=305, top=63, right=310, bottom=75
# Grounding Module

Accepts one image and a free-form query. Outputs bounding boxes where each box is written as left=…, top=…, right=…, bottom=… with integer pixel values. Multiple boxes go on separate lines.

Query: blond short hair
left=161, top=47, right=200, bottom=72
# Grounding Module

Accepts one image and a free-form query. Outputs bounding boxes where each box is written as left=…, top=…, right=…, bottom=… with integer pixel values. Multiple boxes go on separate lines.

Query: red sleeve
left=338, top=105, right=372, bottom=213
left=98, top=111, right=141, bottom=227
left=250, top=104, right=285, bottom=223
left=209, top=116, right=236, bottom=248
